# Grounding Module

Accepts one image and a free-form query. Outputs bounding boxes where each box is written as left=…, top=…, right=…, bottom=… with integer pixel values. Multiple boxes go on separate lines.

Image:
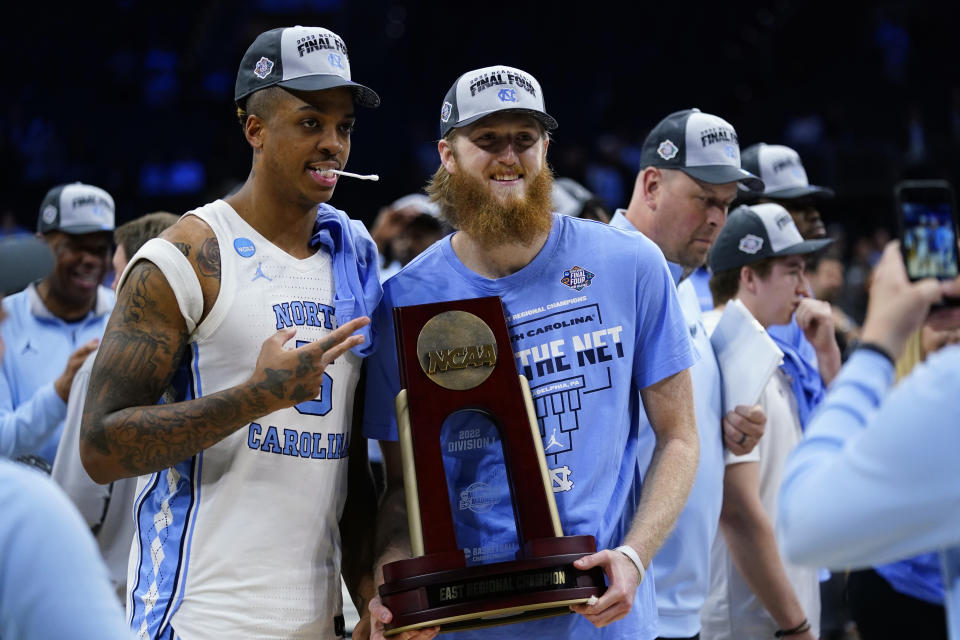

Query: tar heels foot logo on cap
left=497, top=88, right=518, bottom=103
left=327, top=53, right=343, bottom=69
left=253, top=57, right=274, bottom=79
left=738, top=234, right=763, bottom=254
left=440, top=101, right=453, bottom=123
left=41, top=205, right=57, bottom=224
left=657, top=140, right=679, bottom=160
left=560, top=265, right=595, bottom=291
left=233, top=237, right=256, bottom=258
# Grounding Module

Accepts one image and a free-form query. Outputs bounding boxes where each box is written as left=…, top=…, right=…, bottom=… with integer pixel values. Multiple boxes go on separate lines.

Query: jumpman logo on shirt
left=252, top=261, right=272, bottom=282
left=545, top=428, right=562, bottom=450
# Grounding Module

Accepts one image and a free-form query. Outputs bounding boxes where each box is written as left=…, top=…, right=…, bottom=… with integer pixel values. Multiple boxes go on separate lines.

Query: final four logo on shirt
left=497, top=88, right=518, bottom=103
left=738, top=233, right=763, bottom=254
left=657, top=139, right=679, bottom=160
left=440, top=101, right=452, bottom=123
left=254, top=56, right=274, bottom=79
left=561, top=265, right=595, bottom=291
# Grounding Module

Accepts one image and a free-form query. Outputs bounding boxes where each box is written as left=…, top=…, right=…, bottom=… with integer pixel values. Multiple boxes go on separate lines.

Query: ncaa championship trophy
left=378, top=296, right=606, bottom=636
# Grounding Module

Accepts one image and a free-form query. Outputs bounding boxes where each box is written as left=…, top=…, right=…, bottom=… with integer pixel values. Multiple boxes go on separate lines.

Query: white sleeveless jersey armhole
left=117, top=237, right=204, bottom=335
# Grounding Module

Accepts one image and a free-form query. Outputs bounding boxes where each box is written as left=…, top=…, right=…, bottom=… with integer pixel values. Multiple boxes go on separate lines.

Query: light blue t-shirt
left=364, top=214, right=695, bottom=639
left=0, top=283, right=114, bottom=463
left=610, top=211, right=724, bottom=637
left=0, top=459, right=131, bottom=639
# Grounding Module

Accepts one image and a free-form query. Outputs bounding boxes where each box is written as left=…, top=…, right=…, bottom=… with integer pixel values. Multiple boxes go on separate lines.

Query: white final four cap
left=439, top=65, right=558, bottom=138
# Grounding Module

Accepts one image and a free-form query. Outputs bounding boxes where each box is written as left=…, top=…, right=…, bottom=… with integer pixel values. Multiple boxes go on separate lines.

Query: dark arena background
left=3, top=0, right=959, bottom=306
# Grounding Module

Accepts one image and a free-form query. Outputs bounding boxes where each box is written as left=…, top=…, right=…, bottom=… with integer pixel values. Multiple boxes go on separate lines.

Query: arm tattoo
left=173, top=242, right=191, bottom=257
left=289, top=384, right=315, bottom=403
left=295, top=351, right=315, bottom=377
left=80, top=260, right=270, bottom=477
left=257, top=368, right=292, bottom=399
left=196, top=237, right=221, bottom=280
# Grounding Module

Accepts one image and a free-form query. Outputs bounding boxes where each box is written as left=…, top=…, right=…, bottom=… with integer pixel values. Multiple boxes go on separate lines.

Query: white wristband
left=614, top=545, right=645, bottom=585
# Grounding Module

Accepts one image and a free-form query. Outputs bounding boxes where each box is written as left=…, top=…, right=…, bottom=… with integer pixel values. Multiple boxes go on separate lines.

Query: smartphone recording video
left=895, top=179, right=959, bottom=282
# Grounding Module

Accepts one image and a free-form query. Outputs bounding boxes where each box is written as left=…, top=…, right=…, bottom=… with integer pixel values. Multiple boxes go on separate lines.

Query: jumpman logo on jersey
left=252, top=261, right=272, bottom=282
left=20, top=341, right=37, bottom=355
left=545, top=427, right=563, bottom=450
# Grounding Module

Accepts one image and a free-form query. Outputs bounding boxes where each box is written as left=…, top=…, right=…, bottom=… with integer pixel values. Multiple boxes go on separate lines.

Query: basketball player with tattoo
left=80, top=26, right=382, bottom=639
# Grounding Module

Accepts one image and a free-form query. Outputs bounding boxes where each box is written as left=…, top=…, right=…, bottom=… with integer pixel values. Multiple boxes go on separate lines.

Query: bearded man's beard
left=431, top=162, right=555, bottom=248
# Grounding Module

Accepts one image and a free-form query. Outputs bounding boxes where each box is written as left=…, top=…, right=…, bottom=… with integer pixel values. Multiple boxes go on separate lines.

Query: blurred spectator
left=552, top=176, right=610, bottom=223
left=369, top=193, right=448, bottom=282
left=51, top=211, right=178, bottom=596
left=740, top=143, right=835, bottom=239
left=0, top=210, right=30, bottom=238
left=807, top=250, right=861, bottom=355
left=0, top=236, right=130, bottom=639
left=0, top=182, right=115, bottom=467
left=740, top=143, right=842, bottom=420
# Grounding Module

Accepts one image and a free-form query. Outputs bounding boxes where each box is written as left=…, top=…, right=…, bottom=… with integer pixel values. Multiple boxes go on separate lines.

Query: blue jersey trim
left=127, top=472, right=161, bottom=628
left=129, top=343, right=204, bottom=640
left=161, top=452, right=203, bottom=632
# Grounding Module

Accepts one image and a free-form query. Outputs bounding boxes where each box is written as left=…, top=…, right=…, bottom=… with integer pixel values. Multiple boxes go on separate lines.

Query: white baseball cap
left=640, top=108, right=763, bottom=191
left=438, top=65, right=558, bottom=138
left=37, top=182, right=115, bottom=235
left=740, top=143, right=834, bottom=199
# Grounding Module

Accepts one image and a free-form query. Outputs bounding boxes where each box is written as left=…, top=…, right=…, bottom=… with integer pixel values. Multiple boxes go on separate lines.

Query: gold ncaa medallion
left=417, top=310, right=498, bottom=390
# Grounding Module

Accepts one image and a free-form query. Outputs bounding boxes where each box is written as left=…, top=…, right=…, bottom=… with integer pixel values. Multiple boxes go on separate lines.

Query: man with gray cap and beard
left=609, top=108, right=768, bottom=640
left=363, top=65, right=699, bottom=640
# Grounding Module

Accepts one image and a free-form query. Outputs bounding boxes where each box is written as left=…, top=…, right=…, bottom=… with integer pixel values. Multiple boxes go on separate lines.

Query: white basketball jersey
left=127, top=200, right=360, bottom=639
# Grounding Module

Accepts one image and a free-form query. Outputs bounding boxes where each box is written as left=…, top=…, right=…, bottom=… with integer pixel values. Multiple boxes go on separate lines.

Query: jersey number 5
left=294, top=340, right=334, bottom=416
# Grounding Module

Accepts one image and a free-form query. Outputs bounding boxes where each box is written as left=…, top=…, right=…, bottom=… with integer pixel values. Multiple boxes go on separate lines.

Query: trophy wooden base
left=380, top=535, right=606, bottom=636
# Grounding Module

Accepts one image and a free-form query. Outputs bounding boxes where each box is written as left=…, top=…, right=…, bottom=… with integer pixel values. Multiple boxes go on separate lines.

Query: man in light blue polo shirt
left=610, top=108, right=767, bottom=640
left=0, top=182, right=115, bottom=467
left=0, top=235, right=130, bottom=639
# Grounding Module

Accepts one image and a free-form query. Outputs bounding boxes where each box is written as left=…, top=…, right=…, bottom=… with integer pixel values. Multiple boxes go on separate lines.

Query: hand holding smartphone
left=894, top=179, right=960, bottom=306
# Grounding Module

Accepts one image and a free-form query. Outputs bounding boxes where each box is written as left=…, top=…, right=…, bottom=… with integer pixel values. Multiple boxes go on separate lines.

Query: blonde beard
left=430, top=162, right=555, bottom=248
